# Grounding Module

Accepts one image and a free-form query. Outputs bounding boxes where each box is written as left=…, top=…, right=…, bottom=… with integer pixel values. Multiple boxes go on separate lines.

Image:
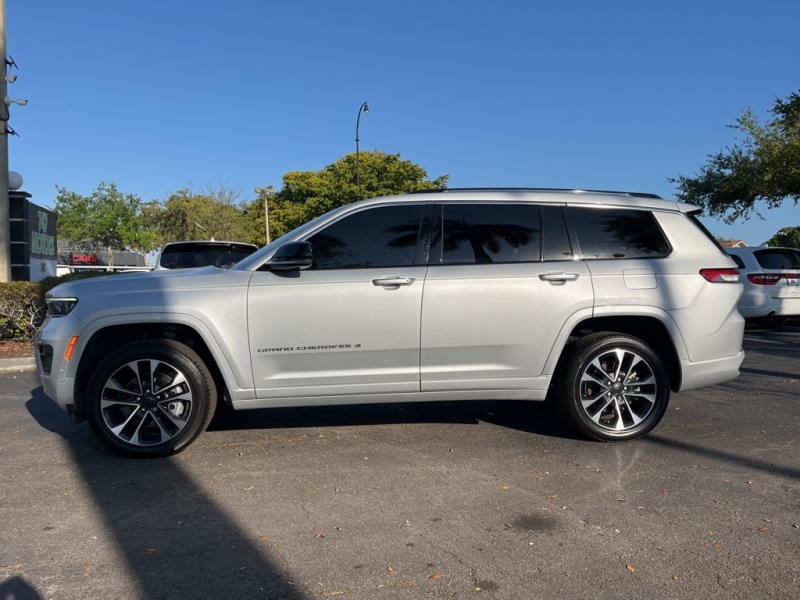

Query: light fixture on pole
left=355, top=101, right=369, bottom=190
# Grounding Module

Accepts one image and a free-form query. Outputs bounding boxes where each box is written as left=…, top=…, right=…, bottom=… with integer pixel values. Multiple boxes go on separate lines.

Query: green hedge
left=0, top=272, right=114, bottom=341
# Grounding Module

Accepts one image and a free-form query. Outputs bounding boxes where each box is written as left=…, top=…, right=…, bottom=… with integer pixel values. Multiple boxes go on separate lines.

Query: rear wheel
left=556, top=333, right=670, bottom=441
left=85, top=340, right=217, bottom=458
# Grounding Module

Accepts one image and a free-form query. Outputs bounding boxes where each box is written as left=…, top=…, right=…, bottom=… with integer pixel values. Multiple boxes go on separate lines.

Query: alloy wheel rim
left=578, top=348, right=657, bottom=432
left=100, top=359, right=194, bottom=446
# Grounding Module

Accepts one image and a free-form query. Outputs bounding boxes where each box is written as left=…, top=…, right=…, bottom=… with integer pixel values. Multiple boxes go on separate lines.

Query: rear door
left=420, top=202, right=593, bottom=392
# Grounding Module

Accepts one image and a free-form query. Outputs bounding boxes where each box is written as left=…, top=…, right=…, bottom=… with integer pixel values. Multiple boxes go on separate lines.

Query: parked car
left=726, top=247, right=800, bottom=328
left=154, top=240, right=258, bottom=270
left=35, top=188, right=745, bottom=457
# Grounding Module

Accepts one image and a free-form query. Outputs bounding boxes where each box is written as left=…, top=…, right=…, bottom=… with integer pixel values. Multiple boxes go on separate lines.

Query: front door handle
left=372, top=276, right=416, bottom=287
left=539, top=272, right=580, bottom=282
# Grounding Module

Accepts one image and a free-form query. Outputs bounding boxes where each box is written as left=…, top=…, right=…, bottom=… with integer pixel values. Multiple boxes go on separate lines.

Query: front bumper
left=34, top=313, right=83, bottom=412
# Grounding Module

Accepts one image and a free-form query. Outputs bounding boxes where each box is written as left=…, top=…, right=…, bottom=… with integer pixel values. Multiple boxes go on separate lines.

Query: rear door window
left=542, top=205, right=573, bottom=261
left=569, top=207, right=670, bottom=259
left=431, top=203, right=541, bottom=264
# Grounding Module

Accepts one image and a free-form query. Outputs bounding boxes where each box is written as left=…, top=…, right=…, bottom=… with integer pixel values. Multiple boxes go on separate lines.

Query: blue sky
left=6, top=0, right=800, bottom=246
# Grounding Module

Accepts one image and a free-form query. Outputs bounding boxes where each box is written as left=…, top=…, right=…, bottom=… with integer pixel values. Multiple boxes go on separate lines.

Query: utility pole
left=257, top=186, right=273, bottom=245
left=0, top=0, right=10, bottom=282
left=265, top=186, right=273, bottom=245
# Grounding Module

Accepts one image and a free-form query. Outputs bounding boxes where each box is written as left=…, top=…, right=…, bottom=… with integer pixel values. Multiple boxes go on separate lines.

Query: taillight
left=747, top=273, right=782, bottom=285
left=700, top=268, right=740, bottom=283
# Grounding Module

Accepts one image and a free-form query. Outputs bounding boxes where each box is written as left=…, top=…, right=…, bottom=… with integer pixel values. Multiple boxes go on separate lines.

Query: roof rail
left=406, top=187, right=663, bottom=199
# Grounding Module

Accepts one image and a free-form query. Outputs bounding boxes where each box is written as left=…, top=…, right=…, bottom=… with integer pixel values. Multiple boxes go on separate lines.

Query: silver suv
left=35, top=189, right=745, bottom=457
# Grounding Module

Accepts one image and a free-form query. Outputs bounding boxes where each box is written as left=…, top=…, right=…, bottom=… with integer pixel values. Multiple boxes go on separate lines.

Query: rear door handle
left=539, top=272, right=580, bottom=282
left=372, top=276, right=416, bottom=287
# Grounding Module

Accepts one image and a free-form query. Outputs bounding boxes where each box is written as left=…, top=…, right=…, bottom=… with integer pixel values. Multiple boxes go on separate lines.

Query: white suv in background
left=726, top=247, right=800, bottom=328
left=154, top=240, right=258, bottom=270
left=35, top=188, right=745, bottom=457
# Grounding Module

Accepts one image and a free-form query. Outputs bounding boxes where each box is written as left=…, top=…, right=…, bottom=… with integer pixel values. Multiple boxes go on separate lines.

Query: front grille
left=38, top=344, right=53, bottom=375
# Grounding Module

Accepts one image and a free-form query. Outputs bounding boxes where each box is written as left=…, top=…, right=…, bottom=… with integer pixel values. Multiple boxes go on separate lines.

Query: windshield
left=158, top=243, right=257, bottom=269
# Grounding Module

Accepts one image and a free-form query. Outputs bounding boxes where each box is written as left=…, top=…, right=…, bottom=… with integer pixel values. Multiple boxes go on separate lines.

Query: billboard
left=10, top=191, right=58, bottom=282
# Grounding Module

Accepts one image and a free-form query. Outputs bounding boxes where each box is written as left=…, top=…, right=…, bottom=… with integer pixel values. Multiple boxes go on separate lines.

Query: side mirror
left=268, top=241, right=313, bottom=271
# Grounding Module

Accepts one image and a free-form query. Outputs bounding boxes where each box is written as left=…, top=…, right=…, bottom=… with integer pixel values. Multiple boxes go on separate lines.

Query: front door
left=248, top=203, right=429, bottom=399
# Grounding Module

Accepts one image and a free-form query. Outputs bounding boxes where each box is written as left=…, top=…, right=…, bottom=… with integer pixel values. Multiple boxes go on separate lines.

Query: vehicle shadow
left=644, top=434, right=800, bottom=481
left=26, top=388, right=302, bottom=600
left=207, top=397, right=584, bottom=441
left=0, top=576, right=43, bottom=600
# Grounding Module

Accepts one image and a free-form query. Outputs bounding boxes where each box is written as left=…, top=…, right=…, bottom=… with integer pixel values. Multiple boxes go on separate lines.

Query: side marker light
left=64, top=336, right=79, bottom=361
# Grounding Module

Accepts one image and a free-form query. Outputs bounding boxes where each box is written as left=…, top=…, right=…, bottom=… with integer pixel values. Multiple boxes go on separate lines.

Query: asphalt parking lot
left=1, top=325, right=798, bottom=600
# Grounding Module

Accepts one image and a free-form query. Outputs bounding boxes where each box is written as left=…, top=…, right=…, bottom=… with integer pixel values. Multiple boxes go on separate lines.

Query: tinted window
left=159, top=243, right=257, bottom=269
left=542, top=205, right=573, bottom=261
left=433, top=204, right=541, bottom=264
left=570, top=207, right=670, bottom=259
left=307, top=205, right=424, bottom=269
left=754, top=249, right=800, bottom=270
left=689, top=213, right=727, bottom=253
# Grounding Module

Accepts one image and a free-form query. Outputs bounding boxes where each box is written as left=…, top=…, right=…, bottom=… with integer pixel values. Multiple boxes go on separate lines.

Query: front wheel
left=555, top=333, right=670, bottom=441
left=85, top=340, right=217, bottom=458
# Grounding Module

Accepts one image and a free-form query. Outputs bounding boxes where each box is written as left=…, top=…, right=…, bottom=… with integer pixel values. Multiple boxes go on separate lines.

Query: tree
left=240, top=186, right=310, bottom=247
left=766, top=226, right=800, bottom=248
left=250, top=150, right=449, bottom=241
left=671, top=90, right=800, bottom=223
left=55, top=182, right=153, bottom=262
left=146, top=183, right=251, bottom=248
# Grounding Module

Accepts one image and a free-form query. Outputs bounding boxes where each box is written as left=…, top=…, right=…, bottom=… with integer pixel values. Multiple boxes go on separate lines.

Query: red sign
left=71, top=253, right=98, bottom=265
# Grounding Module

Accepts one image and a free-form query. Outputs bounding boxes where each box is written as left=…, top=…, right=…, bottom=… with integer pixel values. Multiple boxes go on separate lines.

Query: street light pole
left=355, top=101, right=369, bottom=192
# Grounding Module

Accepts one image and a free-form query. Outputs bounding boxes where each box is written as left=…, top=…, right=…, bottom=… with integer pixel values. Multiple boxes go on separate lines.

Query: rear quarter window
left=568, top=207, right=670, bottom=259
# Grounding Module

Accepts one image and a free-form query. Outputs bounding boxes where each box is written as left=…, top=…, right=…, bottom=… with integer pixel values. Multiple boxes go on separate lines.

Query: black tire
left=555, top=333, right=670, bottom=441
left=752, top=316, right=788, bottom=330
left=85, top=340, right=217, bottom=458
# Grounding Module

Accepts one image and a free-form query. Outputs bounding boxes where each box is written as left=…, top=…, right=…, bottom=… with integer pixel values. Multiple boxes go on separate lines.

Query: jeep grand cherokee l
left=35, top=189, right=745, bottom=457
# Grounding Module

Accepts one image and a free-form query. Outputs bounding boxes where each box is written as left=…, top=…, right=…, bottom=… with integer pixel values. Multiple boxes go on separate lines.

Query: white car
left=726, top=247, right=800, bottom=328
left=154, top=241, right=258, bottom=270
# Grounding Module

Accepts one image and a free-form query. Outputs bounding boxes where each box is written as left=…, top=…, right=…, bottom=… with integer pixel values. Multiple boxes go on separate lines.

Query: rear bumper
left=737, top=292, right=800, bottom=318
left=678, top=349, right=745, bottom=391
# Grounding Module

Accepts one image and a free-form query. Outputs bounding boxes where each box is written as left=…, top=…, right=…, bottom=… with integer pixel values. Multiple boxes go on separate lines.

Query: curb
left=0, top=357, right=37, bottom=373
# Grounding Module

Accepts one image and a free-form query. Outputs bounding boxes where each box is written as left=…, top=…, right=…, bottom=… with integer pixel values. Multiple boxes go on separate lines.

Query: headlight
left=46, top=297, right=78, bottom=317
